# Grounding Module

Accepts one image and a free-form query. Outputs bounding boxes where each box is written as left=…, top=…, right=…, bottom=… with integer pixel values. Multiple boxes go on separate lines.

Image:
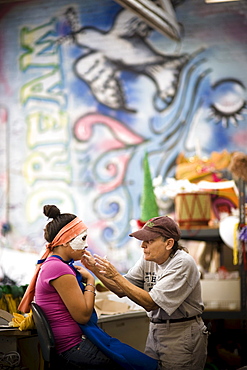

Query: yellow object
left=10, top=312, right=25, bottom=327
left=4, top=294, right=18, bottom=314
left=19, top=311, right=35, bottom=331
left=233, top=222, right=239, bottom=265
left=176, top=150, right=232, bottom=183
left=0, top=297, right=8, bottom=311
left=9, top=310, right=35, bottom=331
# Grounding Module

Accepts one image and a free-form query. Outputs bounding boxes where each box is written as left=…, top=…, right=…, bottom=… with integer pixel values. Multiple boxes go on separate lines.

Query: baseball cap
left=129, top=216, right=181, bottom=241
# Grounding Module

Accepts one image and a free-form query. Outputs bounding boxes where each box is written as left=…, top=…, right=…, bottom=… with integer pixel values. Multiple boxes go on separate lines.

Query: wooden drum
left=175, top=192, right=211, bottom=227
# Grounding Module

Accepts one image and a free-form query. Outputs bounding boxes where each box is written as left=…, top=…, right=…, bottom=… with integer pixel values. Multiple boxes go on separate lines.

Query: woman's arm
left=82, top=250, right=158, bottom=310
left=94, top=255, right=159, bottom=312
left=81, top=251, right=126, bottom=297
left=51, top=267, right=95, bottom=324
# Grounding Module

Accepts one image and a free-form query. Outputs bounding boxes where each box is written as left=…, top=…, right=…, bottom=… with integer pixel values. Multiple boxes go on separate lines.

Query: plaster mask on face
left=70, top=230, right=88, bottom=250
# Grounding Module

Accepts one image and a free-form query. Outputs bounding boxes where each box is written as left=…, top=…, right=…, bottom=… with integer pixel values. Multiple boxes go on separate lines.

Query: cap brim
left=129, top=229, right=161, bottom=241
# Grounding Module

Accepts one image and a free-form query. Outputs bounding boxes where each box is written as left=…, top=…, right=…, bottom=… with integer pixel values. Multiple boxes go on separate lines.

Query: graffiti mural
left=57, top=7, right=189, bottom=112
left=0, top=0, right=246, bottom=281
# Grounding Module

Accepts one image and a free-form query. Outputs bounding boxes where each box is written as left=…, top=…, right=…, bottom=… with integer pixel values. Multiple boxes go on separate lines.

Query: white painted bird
left=58, top=7, right=189, bottom=111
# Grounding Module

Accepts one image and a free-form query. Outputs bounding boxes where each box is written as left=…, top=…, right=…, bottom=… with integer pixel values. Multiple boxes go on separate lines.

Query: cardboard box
left=201, top=279, right=240, bottom=311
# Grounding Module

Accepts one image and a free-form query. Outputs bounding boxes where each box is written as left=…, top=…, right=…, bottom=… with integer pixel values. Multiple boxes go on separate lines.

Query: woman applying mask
left=18, top=205, right=159, bottom=370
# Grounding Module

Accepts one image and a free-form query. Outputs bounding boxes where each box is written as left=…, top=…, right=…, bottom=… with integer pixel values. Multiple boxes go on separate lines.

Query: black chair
left=31, top=302, right=107, bottom=370
left=31, top=302, right=67, bottom=370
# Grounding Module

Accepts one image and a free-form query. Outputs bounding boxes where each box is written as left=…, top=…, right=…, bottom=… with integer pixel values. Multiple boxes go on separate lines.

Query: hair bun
left=43, top=205, right=61, bottom=219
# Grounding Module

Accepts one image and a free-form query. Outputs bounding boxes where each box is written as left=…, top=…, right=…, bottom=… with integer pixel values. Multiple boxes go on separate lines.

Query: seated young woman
left=18, top=204, right=159, bottom=370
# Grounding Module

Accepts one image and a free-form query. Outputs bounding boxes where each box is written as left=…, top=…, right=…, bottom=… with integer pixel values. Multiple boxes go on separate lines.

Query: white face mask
left=70, top=230, right=88, bottom=250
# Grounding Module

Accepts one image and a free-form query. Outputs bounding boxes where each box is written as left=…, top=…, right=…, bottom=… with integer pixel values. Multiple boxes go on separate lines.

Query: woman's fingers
left=81, top=250, right=96, bottom=267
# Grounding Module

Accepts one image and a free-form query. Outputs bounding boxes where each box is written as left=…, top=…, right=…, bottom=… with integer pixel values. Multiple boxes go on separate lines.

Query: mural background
left=0, top=0, right=246, bottom=284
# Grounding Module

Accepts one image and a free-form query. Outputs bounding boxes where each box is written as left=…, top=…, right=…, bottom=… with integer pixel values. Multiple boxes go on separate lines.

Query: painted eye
left=82, top=235, right=87, bottom=241
left=209, top=80, right=246, bottom=128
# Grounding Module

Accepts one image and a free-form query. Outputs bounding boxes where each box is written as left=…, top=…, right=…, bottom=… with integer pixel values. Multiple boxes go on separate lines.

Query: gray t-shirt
left=124, top=249, right=204, bottom=321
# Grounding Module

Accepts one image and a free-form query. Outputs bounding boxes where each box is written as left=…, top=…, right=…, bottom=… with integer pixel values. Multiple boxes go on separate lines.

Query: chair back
left=31, top=302, right=56, bottom=364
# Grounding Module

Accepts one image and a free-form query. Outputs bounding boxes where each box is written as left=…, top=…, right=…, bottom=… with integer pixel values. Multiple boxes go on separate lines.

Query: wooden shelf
left=180, top=225, right=247, bottom=321
left=180, top=226, right=221, bottom=242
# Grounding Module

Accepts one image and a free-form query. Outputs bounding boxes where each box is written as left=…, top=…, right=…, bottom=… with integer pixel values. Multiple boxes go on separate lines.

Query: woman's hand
left=74, top=265, right=95, bottom=285
left=82, top=252, right=125, bottom=297
left=93, top=254, right=119, bottom=279
left=81, top=250, right=96, bottom=270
